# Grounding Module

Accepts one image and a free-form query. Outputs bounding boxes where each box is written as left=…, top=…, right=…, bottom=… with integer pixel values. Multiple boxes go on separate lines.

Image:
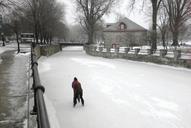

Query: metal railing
left=31, top=46, right=50, bottom=128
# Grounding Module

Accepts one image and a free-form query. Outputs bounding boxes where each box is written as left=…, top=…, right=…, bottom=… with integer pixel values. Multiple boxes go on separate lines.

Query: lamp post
left=0, top=15, right=5, bottom=46
left=1, top=33, right=5, bottom=46
left=0, top=15, right=2, bottom=29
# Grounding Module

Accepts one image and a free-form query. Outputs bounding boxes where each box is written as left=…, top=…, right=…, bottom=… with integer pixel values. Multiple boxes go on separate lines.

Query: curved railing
left=31, top=46, right=50, bottom=128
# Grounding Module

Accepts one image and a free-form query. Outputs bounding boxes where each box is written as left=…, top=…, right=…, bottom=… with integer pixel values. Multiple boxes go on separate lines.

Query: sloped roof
left=104, top=18, right=147, bottom=32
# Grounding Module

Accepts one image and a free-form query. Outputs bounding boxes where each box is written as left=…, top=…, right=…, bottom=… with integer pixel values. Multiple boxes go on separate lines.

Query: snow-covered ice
left=38, top=46, right=191, bottom=128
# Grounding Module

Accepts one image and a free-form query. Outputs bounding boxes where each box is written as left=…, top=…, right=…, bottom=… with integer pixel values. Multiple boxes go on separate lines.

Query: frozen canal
left=39, top=46, right=191, bottom=128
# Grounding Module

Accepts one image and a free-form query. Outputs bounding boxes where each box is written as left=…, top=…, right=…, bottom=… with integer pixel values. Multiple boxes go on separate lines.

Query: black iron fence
left=31, top=46, right=50, bottom=128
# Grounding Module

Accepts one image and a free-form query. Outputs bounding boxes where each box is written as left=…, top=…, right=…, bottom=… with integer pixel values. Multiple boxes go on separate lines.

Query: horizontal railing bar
left=31, top=46, right=50, bottom=128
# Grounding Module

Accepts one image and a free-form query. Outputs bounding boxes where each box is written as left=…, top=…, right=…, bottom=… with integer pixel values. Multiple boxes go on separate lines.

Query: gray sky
left=57, top=0, right=150, bottom=29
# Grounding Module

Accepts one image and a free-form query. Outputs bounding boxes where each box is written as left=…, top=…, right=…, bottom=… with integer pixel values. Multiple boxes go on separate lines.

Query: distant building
left=20, top=33, right=34, bottom=43
left=103, top=18, right=147, bottom=47
left=0, top=15, right=2, bottom=29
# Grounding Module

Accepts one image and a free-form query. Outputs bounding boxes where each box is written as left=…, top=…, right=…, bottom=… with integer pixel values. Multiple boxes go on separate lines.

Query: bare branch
left=76, top=0, right=116, bottom=44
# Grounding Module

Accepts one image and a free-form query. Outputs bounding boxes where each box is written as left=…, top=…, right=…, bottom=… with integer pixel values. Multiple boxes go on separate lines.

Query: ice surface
left=39, top=46, right=191, bottom=128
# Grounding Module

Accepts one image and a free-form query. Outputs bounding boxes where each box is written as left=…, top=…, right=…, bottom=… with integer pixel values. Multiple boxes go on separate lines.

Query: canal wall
left=84, top=45, right=191, bottom=69
left=34, top=44, right=62, bottom=58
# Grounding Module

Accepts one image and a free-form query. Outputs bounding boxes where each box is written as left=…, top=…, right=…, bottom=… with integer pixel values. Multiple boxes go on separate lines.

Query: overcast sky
left=57, top=0, right=150, bottom=29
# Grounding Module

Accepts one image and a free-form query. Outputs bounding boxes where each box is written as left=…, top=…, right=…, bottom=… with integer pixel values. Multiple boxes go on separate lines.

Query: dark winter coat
left=72, top=80, right=82, bottom=95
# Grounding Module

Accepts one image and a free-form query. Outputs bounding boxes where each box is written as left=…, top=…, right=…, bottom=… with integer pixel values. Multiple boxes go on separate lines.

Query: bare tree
left=69, top=24, right=87, bottom=42
left=54, top=21, right=69, bottom=42
left=37, top=0, right=64, bottom=44
left=20, top=0, right=65, bottom=46
left=0, top=0, right=17, bottom=46
left=0, top=0, right=14, bottom=10
left=76, top=0, right=116, bottom=44
left=20, top=0, right=40, bottom=46
left=157, top=6, right=169, bottom=49
left=9, top=10, right=21, bottom=53
left=2, top=0, right=67, bottom=47
left=129, top=0, right=162, bottom=50
left=163, top=0, right=191, bottom=47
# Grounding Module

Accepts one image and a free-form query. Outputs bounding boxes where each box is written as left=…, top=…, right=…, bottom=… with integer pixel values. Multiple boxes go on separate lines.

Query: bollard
left=99, top=47, right=103, bottom=52
left=134, top=48, right=140, bottom=55
left=115, top=48, right=119, bottom=53
left=124, top=47, right=130, bottom=53
left=173, top=50, right=181, bottom=60
left=106, top=47, right=111, bottom=57
left=147, top=49, right=153, bottom=55
left=160, top=49, right=167, bottom=57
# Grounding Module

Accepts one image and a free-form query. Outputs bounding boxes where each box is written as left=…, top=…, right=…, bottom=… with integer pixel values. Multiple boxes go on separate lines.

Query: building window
left=119, top=23, right=126, bottom=30
left=121, top=24, right=125, bottom=29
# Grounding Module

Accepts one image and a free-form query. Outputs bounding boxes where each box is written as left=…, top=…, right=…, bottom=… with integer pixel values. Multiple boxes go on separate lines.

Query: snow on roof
left=104, top=17, right=147, bottom=32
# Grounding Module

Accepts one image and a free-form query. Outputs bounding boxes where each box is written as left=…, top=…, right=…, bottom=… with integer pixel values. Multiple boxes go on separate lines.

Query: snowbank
left=0, top=46, right=14, bottom=64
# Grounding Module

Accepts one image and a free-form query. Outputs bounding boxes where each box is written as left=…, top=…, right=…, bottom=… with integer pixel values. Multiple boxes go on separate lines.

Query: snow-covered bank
left=0, top=43, right=31, bottom=64
left=0, top=46, right=14, bottom=54
left=39, top=46, right=191, bottom=128
left=0, top=46, right=14, bottom=64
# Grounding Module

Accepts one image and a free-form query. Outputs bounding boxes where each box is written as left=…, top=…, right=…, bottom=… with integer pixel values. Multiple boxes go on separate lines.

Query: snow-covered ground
left=0, top=42, right=30, bottom=54
left=0, top=43, right=30, bottom=64
left=0, top=45, right=14, bottom=64
left=0, top=46, right=14, bottom=54
left=38, top=46, right=191, bottom=128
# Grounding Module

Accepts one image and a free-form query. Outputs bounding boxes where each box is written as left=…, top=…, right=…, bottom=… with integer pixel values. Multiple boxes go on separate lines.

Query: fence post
left=160, top=49, right=167, bottom=57
left=134, top=48, right=140, bottom=55
left=173, top=50, right=181, bottom=60
left=147, top=49, right=153, bottom=55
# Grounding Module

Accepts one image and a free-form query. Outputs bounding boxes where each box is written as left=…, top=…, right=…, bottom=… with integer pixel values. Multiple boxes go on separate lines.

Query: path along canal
left=0, top=49, right=30, bottom=128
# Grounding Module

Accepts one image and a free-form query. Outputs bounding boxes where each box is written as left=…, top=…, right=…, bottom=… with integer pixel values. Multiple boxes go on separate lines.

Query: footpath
left=0, top=45, right=31, bottom=128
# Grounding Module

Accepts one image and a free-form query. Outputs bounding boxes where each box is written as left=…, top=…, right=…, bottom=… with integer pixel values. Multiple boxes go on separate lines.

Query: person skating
left=72, top=77, right=84, bottom=107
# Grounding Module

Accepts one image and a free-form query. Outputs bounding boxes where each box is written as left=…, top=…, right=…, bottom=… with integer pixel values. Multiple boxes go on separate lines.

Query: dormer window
left=106, top=24, right=111, bottom=28
left=119, top=22, right=127, bottom=30
left=121, top=24, right=125, bottom=29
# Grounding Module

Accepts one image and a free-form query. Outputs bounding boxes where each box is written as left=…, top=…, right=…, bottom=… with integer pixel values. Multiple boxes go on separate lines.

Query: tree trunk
left=87, top=21, right=95, bottom=44
left=40, top=33, right=43, bottom=44
left=2, top=36, right=5, bottom=46
left=161, top=30, right=166, bottom=49
left=162, top=36, right=166, bottom=49
left=43, top=36, right=46, bottom=44
left=2, top=40, right=5, bottom=46
left=34, top=22, right=39, bottom=47
left=88, top=27, right=94, bottom=44
left=172, top=30, right=179, bottom=46
left=16, top=33, right=20, bottom=53
left=151, top=2, right=158, bottom=50
left=50, top=34, right=52, bottom=44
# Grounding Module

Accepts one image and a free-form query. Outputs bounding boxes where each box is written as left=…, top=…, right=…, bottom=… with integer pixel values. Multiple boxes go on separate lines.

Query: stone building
left=103, top=18, right=147, bottom=48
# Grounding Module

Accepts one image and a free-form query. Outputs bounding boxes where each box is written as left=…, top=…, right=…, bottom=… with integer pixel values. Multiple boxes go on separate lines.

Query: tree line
left=0, top=0, right=68, bottom=52
left=75, top=0, right=191, bottom=50
left=130, top=0, right=191, bottom=50
left=1, top=0, right=191, bottom=51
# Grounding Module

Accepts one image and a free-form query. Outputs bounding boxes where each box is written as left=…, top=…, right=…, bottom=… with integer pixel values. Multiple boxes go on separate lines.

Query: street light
left=1, top=33, right=5, bottom=46
left=0, top=15, right=5, bottom=46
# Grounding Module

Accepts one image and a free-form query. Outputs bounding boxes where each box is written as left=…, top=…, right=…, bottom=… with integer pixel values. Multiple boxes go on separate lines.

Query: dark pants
left=73, top=91, right=84, bottom=107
